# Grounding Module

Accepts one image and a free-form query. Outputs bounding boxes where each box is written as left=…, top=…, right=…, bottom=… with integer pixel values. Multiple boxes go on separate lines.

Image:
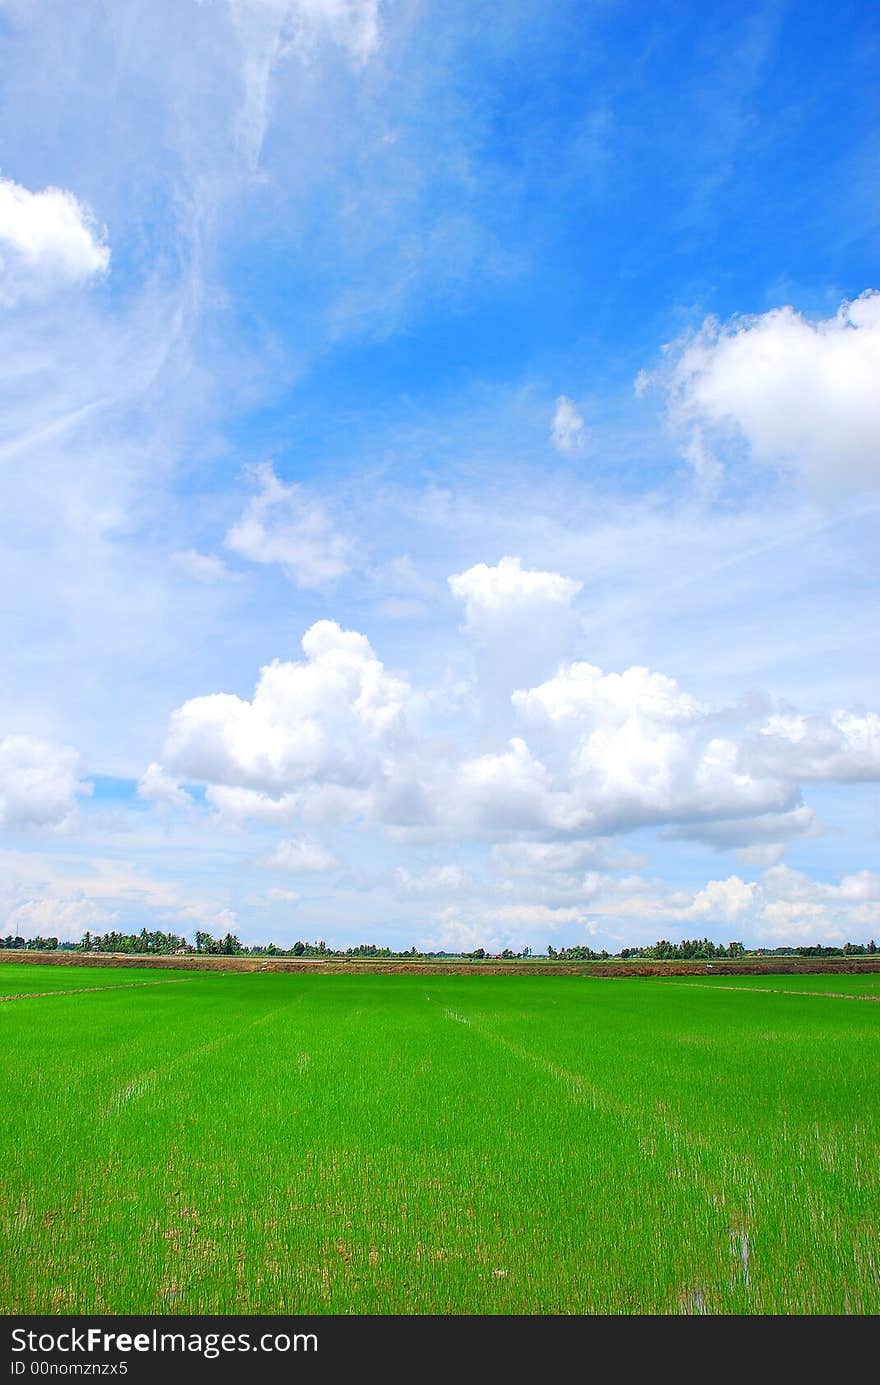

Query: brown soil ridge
left=1, top=951, right=879, bottom=977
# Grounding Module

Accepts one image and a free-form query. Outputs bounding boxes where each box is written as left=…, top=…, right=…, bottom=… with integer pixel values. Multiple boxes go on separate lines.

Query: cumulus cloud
left=550, top=395, right=587, bottom=454
left=205, top=785, right=302, bottom=824
left=514, top=662, right=706, bottom=725
left=0, top=176, right=109, bottom=305
left=757, top=899, right=829, bottom=941
left=454, top=737, right=577, bottom=834
left=449, top=556, right=583, bottom=689
left=225, top=462, right=351, bottom=588
left=678, top=875, right=757, bottom=923
left=6, top=896, right=117, bottom=942
left=653, top=290, right=880, bottom=492
left=444, top=867, right=876, bottom=951
left=663, top=804, right=821, bottom=866
left=490, top=839, right=642, bottom=876
left=742, top=710, right=880, bottom=782
left=418, top=905, right=582, bottom=956
left=753, top=866, right=880, bottom=944
left=0, top=735, right=91, bottom=829
left=450, top=556, right=581, bottom=631
left=137, top=762, right=194, bottom=809
left=0, top=849, right=237, bottom=943
left=763, top=864, right=880, bottom=905
left=665, top=803, right=819, bottom=848
left=500, top=660, right=794, bottom=839
left=262, top=836, right=337, bottom=872
left=552, top=873, right=758, bottom=933
left=146, top=615, right=877, bottom=878
left=161, top=621, right=413, bottom=823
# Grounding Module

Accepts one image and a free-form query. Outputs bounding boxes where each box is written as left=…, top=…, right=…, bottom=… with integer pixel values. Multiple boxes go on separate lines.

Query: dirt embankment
left=1, top=951, right=879, bottom=978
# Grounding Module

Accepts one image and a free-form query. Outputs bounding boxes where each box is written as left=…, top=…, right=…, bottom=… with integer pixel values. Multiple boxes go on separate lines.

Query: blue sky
left=1, top=0, right=878, bottom=951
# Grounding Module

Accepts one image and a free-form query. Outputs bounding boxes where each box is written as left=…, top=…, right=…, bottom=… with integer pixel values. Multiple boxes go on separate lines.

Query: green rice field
left=650, top=972, right=880, bottom=997
left=1, top=965, right=878, bottom=1315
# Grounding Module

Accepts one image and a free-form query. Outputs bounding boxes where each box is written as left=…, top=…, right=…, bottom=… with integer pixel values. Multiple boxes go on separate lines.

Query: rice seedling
left=1, top=970, right=877, bottom=1314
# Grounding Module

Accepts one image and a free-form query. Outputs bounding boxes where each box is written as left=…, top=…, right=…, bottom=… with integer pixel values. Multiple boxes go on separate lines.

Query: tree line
left=619, top=938, right=747, bottom=960
left=0, top=930, right=876, bottom=959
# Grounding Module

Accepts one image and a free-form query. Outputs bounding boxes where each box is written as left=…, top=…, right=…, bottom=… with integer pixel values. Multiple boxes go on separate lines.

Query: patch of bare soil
left=1, top=952, right=879, bottom=977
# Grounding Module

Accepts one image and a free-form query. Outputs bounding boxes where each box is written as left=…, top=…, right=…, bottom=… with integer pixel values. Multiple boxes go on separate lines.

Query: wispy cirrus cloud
left=225, top=462, right=352, bottom=587
left=550, top=395, right=587, bottom=454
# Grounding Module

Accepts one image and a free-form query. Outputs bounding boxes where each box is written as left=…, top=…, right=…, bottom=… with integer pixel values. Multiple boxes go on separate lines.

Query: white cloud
left=0, top=735, right=91, bottom=829
left=454, top=737, right=578, bottom=834
left=163, top=619, right=412, bottom=801
left=225, top=461, right=351, bottom=588
left=418, top=906, right=576, bottom=956
left=230, top=0, right=381, bottom=62
left=374, top=555, right=438, bottom=598
left=763, top=864, right=880, bottom=905
left=550, top=395, right=587, bottom=454
left=683, top=428, right=724, bottom=491
left=743, top=709, right=880, bottom=782
left=655, top=290, right=880, bottom=492
left=147, top=615, right=879, bottom=856
left=0, top=176, right=109, bottom=305
left=734, top=843, right=787, bottom=868
left=663, top=804, right=821, bottom=865
left=6, top=896, right=117, bottom=942
left=750, top=866, right=880, bottom=945
left=514, top=661, right=706, bottom=725
left=433, top=867, right=875, bottom=952
left=449, top=556, right=581, bottom=631
left=757, top=898, right=832, bottom=942
left=0, top=849, right=238, bottom=942
left=376, top=597, right=429, bottom=621
left=262, top=836, right=337, bottom=872
left=228, top=0, right=381, bottom=169
left=172, top=549, right=230, bottom=583
left=370, top=555, right=438, bottom=620
left=206, top=784, right=302, bottom=824
left=665, top=803, right=819, bottom=847
left=208, top=780, right=377, bottom=829
left=678, top=875, right=756, bottom=923
left=500, top=661, right=794, bottom=840
left=395, top=864, right=471, bottom=895
left=448, top=556, right=583, bottom=690
left=491, top=903, right=586, bottom=929
left=490, top=839, right=641, bottom=876
left=137, top=762, right=194, bottom=809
